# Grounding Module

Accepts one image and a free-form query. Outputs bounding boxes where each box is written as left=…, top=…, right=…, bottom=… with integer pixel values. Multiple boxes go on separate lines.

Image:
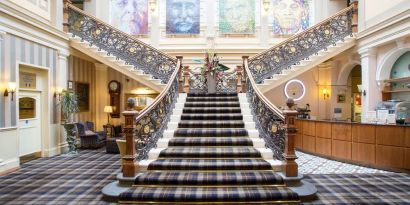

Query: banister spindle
left=176, top=56, right=184, bottom=93
left=122, top=110, right=139, bottom=177
left=283, top=98, right=298, bottom=177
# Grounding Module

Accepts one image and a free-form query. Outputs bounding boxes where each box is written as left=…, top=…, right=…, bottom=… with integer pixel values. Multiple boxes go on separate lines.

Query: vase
left=207, top=73, right=217, bottom=94
left=63, top=123, right=78, bottom=154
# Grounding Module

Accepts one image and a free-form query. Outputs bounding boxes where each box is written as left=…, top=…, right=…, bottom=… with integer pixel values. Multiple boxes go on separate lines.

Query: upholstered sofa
left=75, top=121, right=107, bottom=149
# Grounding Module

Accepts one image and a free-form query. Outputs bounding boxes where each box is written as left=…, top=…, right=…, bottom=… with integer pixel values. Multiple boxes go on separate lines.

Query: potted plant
left=59, top=90, right=79, bottom=154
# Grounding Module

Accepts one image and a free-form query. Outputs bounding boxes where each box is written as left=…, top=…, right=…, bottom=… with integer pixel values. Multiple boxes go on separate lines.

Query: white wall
left=360, top=0, right=409, bottom=31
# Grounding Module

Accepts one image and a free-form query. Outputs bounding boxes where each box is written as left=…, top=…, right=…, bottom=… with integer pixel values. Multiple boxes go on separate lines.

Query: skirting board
left=0, top=158, right=19, bottom=175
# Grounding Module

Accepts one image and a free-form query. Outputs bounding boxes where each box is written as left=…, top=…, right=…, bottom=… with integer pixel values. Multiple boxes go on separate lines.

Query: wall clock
left=108, top=80, right=121, bottom=118
left=284, top=79, right=306, bottom=101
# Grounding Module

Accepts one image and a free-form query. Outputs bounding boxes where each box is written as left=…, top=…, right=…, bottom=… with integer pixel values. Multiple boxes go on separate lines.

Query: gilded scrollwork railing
left=243, top=57, right=286, bottom=160
left=66, top=4, right=176, bottom=83
left=188, top=68, right=238, bottom=94
left=134, top=59, right=181, bottom=161
left=248, top=4, right=356, bottom=84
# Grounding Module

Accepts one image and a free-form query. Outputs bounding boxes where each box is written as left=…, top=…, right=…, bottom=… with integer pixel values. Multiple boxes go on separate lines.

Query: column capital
left=0, top=30, right=6, bottom=41
left=58, top=50, right=70, bottom=60
left=94, top=63, right=108, bottom=70
left=358, top=48, right=377, bottom=58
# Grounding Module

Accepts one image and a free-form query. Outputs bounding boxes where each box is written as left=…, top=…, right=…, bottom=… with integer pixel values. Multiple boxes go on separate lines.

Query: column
left=150, top=1, right=160, bottom=47
left=57, top=51, right=69, bottom=153
left=95, top=63, right=109, bottom=130
left=260, top=2, right=269, bottom=47
left=359, top=48, right=380, bottom=122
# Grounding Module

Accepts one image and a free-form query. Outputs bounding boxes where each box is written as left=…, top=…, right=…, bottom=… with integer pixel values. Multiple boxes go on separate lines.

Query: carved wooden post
left=176, top=56, right=184, bottom=93
left=242, top=56, right=249, bottom=92
left=351, top=1, right=358, bottom=33
left=236, top=65, right=243, bottom=93
left=63, top=0, right=72, bottom=33
left=183, top=65, right=190, bottom=93
left=283, top=98, right=298, bottom=177
left=122, top=110, right=138, bottom=177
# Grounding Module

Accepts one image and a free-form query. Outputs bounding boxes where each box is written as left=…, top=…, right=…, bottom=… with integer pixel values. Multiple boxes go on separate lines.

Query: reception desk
left=295, top=119, right=410, bottom=172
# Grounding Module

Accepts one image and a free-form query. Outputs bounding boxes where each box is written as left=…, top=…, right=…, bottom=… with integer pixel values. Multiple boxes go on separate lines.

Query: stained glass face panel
left=110, top=0, right=149, bottom=35
left=219, top=0, right=255, bottom=34
left=166, top=0, right=200, bottom=34
left=272, top=0, right=311, bottom=35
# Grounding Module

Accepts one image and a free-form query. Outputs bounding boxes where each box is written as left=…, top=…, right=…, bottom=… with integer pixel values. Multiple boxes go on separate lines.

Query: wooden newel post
left=183, top=65, right=190, bottom=93
left=283, top=98, right=298, bottom=177
left=242, top=56, right=249, bottom=91
left=122, top=111, right=138, bottom=177
left=351, top=1, right=358, bottom=33
left=63, top=0, right=72, bottom=33
left=176, top=56, right=184, bottom=93
left=236, top=66, right=243, bottom=93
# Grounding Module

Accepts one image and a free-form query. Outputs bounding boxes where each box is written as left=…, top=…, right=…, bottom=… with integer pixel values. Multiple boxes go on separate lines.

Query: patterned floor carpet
left=0, top=149, right=409, bottom=204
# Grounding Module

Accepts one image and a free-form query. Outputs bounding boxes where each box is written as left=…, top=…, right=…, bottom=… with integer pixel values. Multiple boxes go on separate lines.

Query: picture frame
left=337, top=94, right=346, bottom=103
left=67, top=81, right=74, bottom=90
left=75, top=82, right=90, bottom=112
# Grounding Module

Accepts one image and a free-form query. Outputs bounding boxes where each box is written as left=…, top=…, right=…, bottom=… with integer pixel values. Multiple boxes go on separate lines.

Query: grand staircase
left=118, top=93, right=300, bottom=204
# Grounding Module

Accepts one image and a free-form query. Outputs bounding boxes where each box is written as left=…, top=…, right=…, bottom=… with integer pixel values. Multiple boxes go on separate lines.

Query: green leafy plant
left=59, top=90, right=79, bottom=123
left=58, top=90, right=79, bottom=154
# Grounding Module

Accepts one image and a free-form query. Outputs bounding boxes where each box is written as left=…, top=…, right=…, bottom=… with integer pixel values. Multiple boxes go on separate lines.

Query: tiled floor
left=296, top=151, right=390, bottom=174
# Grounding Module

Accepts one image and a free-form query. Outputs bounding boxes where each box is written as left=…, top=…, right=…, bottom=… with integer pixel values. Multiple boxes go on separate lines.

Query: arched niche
left=337, top=60, right=361, bottom=85
left=376, top=46, right=410, bottom=81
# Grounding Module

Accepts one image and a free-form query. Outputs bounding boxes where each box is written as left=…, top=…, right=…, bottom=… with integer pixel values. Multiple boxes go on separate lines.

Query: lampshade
left=104, top=106, right=113, bottom=113
left=8, top=82, right=16, bottom=91
left=357, top=84, right=362, bottom=92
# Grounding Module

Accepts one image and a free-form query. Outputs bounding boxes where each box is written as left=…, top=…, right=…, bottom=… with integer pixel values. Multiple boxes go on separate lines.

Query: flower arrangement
left=199, top=50, right=229, bottom=82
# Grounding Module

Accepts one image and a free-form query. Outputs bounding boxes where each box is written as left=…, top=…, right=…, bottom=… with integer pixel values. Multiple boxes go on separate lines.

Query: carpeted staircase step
left=173, top=128, right=248, bottom=137
left=186, top=96, right=239, bottom=102
left=148, top=159, right=272, bottom=170
left=119, top=187, right=299, bottom=203
left=168, top=137, right=253, bottom=146
left=183, top=107, right=242, bottom=113
left=178, top=121, right=244, bottom=128
left=187, top=93, right=238, bottom=97
left=159, top=147, right=261, bottom=158
left=181, top=113, right=243, bottom=121
left=184, top=101, right=240, bottom=107
left=133, top=171, right=285, bottom=186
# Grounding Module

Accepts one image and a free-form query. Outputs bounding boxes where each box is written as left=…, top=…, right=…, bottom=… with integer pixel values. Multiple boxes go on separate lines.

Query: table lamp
left=104, top=106, right=113, bottom=124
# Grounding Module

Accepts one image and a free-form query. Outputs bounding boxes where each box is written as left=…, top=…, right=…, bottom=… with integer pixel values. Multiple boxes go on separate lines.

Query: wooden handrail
left=249, top=4, right=355, bottom=61
left=67, top=4, right=176, bottom=61
left=135, top=59, right=181, bottom=122
left=243, top=57, right=284, bottom=120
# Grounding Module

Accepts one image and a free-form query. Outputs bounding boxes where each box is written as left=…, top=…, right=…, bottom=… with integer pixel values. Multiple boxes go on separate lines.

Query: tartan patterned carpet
left=0, top=149, right=409, bottom=204
left=168, top=137, right=254, bottom=146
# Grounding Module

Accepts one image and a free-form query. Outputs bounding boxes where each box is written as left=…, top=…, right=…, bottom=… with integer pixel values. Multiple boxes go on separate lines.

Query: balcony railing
left=65, top=3, right=177, bottom=84
left=248, top=3, right=357, bottom=84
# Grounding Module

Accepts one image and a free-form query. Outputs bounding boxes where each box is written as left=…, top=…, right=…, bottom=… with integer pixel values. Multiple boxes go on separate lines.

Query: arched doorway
left=348, top=65, right=362, bottom=122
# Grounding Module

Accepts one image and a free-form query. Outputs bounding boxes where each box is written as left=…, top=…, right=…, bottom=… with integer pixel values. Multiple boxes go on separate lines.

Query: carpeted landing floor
left=0, top=149, right=409, bottom=205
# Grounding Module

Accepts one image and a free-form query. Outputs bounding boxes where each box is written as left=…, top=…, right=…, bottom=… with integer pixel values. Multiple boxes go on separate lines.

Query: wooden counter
left=295, top=119, right=410, bottom=172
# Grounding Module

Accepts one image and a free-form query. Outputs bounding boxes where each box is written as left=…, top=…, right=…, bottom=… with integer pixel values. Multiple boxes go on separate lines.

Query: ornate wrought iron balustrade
left=248, top=5, right=356, bottom=84
left=134, top=64, right=180, bottom=161
left=188, top=68, right=238, bottom=93
left=244, top=58, right=286, bottom=160
left=67, top=4, right=176, bottom=83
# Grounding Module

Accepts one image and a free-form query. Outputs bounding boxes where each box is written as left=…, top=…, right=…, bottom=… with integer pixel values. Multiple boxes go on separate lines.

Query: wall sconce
left=149, top=0, right=156, bottom=12
left=54, top=88, right=63, bottom=101
left=263, top=0, right=270, bottom=11
left=4, top=82, right=16, bottom=101
left=322, top=88, right=329, bottom=100
left=357, top=84, right=366, bottom=96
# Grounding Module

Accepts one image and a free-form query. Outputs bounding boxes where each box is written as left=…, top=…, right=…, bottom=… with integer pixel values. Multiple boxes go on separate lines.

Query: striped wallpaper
left=68, top=55, right=96, bottom=124
left=0, top=34, right=57, bottom=128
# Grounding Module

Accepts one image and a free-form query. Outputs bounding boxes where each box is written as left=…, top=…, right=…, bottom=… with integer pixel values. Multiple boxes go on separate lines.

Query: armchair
left=76, top=121, right=107, bottom=148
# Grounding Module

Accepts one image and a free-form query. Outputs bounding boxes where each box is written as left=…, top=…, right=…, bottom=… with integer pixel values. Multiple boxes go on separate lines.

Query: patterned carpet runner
left=119, top=93, right=299, bottom=203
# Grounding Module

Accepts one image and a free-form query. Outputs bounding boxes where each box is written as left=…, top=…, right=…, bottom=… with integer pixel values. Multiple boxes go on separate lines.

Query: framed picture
left=337, top=94, right=346, bottom=103
left=67, top=81, right=74, bottom=90
left=75, top=82, right=89, bottom=112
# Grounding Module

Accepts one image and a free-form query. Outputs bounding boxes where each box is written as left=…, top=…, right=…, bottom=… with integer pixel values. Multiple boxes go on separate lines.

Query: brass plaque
left=20, top=72, right=36, bottom=89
